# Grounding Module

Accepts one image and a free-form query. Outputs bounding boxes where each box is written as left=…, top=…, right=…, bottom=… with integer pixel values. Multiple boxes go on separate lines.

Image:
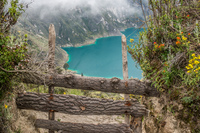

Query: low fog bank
left=21, top=0, right=144, bottom=19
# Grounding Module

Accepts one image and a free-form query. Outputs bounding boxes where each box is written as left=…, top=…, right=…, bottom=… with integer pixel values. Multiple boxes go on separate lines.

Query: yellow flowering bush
left=186, top=54, right=200, bottom=73
left=183, top=53, right=200, bottom=86
left=128, top=0, right=200, bottom=131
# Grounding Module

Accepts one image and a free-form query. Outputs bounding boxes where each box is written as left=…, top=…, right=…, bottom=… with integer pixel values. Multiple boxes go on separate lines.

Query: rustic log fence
left=16, top=24, right=159, bottom=133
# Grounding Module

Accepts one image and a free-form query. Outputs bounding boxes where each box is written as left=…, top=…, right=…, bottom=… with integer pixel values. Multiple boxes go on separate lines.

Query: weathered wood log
left=16, top=92, right=148, bottom=117
left=35, top=119, right=133, bottom=133
left=122, top=34, right=130, bottom=124
left=22, top=74, right=159, bottom=97
left=48, top=23, right=56, bottom=72
left=48, top=23, right=56, bottom=133
left=130, top=117, right=142, bottom=133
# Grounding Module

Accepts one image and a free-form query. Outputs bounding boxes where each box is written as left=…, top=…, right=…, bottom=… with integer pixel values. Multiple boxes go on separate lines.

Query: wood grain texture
left=48, top=24, right=56, bottom=72
left=130, top=117, right=142, bottom=133
left=122, top=35, right=130, bottom=124
left=22, top=74, right=159, bottom=97
left=35, top=119, right=133, bottom=133
left=48, top=23, right=56, bottom=133
left=16, top=92, right=148, bottom=117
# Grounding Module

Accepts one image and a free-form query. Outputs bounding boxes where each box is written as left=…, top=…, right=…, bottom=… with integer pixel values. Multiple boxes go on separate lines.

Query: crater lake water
left=62, top=28, right=143, bottom=79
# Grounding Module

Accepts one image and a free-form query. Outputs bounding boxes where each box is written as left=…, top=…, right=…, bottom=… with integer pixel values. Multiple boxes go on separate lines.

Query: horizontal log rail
left=16, top=92, right=148, bottom=117
left=17, top=24, right=153, bottom=133
left=35, top=119, right=133, bottom=133
left=22, top=74, right=159, bottom=97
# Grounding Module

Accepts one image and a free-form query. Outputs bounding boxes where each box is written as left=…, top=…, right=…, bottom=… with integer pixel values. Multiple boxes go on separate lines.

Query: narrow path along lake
left=62, top=28, right=143, bottom=79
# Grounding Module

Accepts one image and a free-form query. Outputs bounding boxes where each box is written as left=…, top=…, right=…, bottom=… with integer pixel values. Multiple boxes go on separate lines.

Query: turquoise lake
left=62, top=28, right=143, bottom=79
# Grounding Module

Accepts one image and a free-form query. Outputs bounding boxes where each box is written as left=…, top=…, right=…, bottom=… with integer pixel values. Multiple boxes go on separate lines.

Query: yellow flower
left=194, top=60, right=200, bottom=64
left=2, top=16, right=4, bottom=18
left=194, top=69, right=198, bottom=73
left=130, top=38, right=134, bottom=43
left=189, top=59, right=194, bottom=64
left=192, top=53, right=195, bottom=57
left=187, top=70, right=191, bottom=73
left=182, top=36, right=187, bottom=41
left=63, top=92, right=66, bottom=95
left=18, top=31, right=21, bottom=33
left=185, top=66, right=190, bottom=69
left=4, top=104, right=7, bottom=109
left=188, top=41, right=190, bottom=44
left=155, top=44, right=158, bottom=49
left=188, top=64, right=193, bottom=69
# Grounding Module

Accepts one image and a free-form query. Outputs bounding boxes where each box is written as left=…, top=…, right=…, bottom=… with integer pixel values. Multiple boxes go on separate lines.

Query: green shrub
left=0, top=0, right=26, bottom=99
left=128, top=0, right=200, bottom=131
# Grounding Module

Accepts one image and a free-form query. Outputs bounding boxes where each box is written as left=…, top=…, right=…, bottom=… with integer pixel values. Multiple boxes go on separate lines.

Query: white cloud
left=22, top=0, right=142, bottom=19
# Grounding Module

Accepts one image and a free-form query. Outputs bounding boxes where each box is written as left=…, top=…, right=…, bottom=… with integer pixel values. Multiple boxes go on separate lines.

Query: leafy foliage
left=0, top=0, right=26, bottom=99
left=128, top=0, right=200, bottom=131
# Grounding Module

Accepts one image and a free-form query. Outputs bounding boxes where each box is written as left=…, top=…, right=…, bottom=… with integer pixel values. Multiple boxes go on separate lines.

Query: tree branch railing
left=35, top=119, right=133, bottom=133
left=16, top=92, right=148, bottom=117
left=21, top=73, right=159, bottom=97
left=16, top=24, right=160, bottom=133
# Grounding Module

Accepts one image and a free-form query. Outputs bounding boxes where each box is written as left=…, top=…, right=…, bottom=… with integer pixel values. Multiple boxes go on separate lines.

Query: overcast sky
left=21, top=0, right=143, bottom=19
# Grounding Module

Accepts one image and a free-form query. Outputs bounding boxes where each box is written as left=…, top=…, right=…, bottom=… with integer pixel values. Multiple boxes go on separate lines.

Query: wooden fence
left=16, top=24, right=159, bottom=133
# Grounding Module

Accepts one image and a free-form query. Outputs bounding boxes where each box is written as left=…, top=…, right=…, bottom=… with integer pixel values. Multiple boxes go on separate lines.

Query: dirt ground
left=11, top=108, right=124, bottom=133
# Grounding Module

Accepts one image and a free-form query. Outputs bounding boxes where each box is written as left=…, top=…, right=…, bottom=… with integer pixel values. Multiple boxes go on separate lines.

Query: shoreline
left=61, top=27, right=140, bottom=48
left=62, top=30, right=123, bottom=63
left=61, top=28, right=129, bottom=48
left=62, top=27, right=138, bottom=64
left=61, top=26, right=142, bottom=79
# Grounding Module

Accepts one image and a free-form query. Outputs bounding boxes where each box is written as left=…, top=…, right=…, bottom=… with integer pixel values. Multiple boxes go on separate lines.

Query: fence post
left=122, top=35, right=142, bottom=133
left=121, top=35, right=130, bottom=124
left=130, top=117, right=142, bottom=133
left=48, top=24, right=56, bottom=133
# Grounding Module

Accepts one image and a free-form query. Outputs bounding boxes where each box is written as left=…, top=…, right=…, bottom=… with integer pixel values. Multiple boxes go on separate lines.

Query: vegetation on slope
left=128, top=0, right=200, bottom=132
left=11, top=26, right=68, bottom=68
left=0, top=0, right=29, bottom=132
left=0, top=0, right=27, bottom=99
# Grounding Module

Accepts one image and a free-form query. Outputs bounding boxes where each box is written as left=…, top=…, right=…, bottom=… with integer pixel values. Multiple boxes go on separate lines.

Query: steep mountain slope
left=16, top=0, right=144, bottom=47
left=12, top=26, right=68, bottom=68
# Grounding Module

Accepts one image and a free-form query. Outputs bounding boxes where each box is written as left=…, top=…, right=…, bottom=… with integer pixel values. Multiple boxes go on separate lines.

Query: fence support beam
left=35, top=119, right=133, bottom=133
left=16, top=92, right=148, bottom=117
left=48, top=23, right=56, bottom=133
left=122, top=35, right=143, bottom=132
left=121, top=35, right=130, bottom=124
left=130, top=116, right=142, bottom=133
